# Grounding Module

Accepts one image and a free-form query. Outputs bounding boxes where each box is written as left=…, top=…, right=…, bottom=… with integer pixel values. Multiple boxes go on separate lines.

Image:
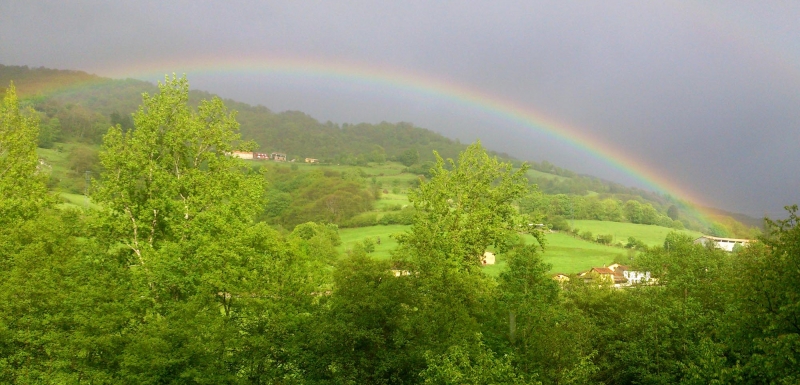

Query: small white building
left=481, top=251, right=496, bottom=265
left=693, top=235, right=751, bottom=252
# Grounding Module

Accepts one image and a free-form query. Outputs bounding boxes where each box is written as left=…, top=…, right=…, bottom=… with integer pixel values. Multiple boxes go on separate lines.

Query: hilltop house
left=231, top=151, right=253, bottom=160
left=693, top=235, right=751, bottom=252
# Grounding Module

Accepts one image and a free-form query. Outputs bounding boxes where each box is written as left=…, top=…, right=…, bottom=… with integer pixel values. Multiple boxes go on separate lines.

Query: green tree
left=392, top=142, right=535, bottom=378
left=722, top=205, right=800, bottom=383
left=624, top=200, right=644, bottom=224
left=94, top=75, right=263, bottom=259
left=398, top=148, right=420, bottom=166
left=0, top=83, right=48, bottom=221
left=37, top=116, right=61, bottom=148
left=667, top=204, right=679, bottom=220
left=90, top=76, right=327, bottom=382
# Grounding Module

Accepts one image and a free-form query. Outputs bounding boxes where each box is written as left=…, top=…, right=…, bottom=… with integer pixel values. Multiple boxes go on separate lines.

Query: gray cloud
left=2, top=0, right=798, bottom=217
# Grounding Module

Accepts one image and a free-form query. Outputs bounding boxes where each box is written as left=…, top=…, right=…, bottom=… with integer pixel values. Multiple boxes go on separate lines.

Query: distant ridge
left=0, top=64, right=107, bottom=97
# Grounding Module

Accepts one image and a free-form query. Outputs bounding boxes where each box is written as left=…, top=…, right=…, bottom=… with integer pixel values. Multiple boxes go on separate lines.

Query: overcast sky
left=2, top=1, right=798, bottom=217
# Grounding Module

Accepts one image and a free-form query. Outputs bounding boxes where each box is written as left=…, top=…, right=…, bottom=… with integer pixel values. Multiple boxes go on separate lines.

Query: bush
left=340, top=212, right=378, bottom=228
left=383, top=204, right=403, bottom=212
left=378, top=207, right=415, bottom=225
left=548, top=215, right=570, bottom=231
left=596, top=234, right=613, bottom=245
left=625, top=236, right=647, bottom=250
left=580, top=231, right=593, bottom=241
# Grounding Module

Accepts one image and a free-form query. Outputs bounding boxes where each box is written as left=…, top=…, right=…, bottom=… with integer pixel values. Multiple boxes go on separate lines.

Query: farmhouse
left=481, top=251, right=496, bottom=265
left=231, top=151, right=253, bottom=160
left=579, top=264, right=651, bottom=287
left=253, top=152, right=270, bottom=160
left=304, top=158, right=319, bottom=163
left=553, top=273, right=570, bottom=283
left=693, top=235, right=751, bottom=252
left=271, top=152, right=287, bottom=162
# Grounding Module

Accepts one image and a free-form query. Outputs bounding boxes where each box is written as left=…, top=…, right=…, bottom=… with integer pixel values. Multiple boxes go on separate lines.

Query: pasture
left=570, top=220, right=703, bottom=247
left=337, top=224, right=636, bottom=275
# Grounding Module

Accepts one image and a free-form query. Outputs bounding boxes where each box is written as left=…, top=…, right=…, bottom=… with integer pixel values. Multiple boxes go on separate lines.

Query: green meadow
left=570, top=219, right=703, bottom=247
left=337, top=224, right=635, bottom=275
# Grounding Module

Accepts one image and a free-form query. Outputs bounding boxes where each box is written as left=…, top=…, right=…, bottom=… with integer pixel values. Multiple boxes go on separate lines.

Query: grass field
left=570, top=220, right=703, bottom=247
left=58, top=192, right=102, bottom=210
left=525, top=168, right=570, bottom=182
left=337, top=225, right=408, bottom=260
left=536, top=232, right=627, bottom=274
left=337, top=224, right=631, bottom=275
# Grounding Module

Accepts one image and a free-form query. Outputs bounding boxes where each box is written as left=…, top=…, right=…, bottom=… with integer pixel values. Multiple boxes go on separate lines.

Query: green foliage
left=625, top=236, right=647, bottom=250
left=420, top=335, right=535, bottom=384
left=94, top=75, right=264, bottom=255
left=0, top=83, right=49, bottom=221
left=397, top=148, right=421, bottom=166
left=397, top=142, right=534, bottom=268
left=548, top=215, right=570, bottom=231
left=262, top=165, right=376, bottom=228
left=595, top=234, right=613, bottom=245
left=721, top=205, right=800, bottom=383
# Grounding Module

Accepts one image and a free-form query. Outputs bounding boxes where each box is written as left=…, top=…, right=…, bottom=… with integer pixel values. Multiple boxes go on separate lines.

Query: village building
left=579, top=263, right=651, bottom=287
left=231, top=151, right=253, bottom=160
left=253, top=152, right=270, bottom=160
left=481, top=251, right=496, bottom=265
left=271, top=152, right=287, bottom=162
left=304, top=158, right=319, bottom=163
left=553, top=273, right=570, bottom=283
left=693, top=235, right=751, bottom=252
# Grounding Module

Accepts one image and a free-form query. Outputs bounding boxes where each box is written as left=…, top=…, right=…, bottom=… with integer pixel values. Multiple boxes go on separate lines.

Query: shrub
left=596, top=234, right=613, bottom=245
left=341, top=212, right=378, bottom=228
left=378, top=207, right=415, bottom=225
left=548, top=215, right=570, bottom=231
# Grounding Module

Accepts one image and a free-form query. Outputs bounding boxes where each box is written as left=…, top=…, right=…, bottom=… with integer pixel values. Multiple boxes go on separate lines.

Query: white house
left=693, top=235, right=751, bottom=252
left=481, top=251, right=496, bottom=265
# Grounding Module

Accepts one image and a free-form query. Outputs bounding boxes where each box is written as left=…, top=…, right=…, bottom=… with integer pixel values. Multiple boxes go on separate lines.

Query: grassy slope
left=570, top=219, right=703, bottom=247
left=337, top=224, right=633, bottom=275
left=337, top=225, right=408, bottom=260
left=526, top=168, right=569, bottom=181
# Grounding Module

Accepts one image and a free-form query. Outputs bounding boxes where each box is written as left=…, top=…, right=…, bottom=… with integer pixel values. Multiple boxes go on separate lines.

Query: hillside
left=1, top=63, right=761, bottom=237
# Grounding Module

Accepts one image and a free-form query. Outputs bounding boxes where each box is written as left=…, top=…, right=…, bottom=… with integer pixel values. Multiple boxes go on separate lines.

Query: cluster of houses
left=230, top=151, right=321, bottom=164
left=231, top=151, right=286, bottom=161
left=552, top=235, right=753, bottom=287
left=552, top=264, right=652, bottom=288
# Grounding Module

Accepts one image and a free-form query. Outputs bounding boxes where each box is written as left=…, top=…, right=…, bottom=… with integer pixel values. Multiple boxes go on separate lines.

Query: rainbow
left=27, top=56, right=719, bottom=223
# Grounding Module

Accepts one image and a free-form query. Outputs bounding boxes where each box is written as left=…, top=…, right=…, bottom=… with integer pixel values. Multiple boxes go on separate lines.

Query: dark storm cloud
left=2, top=0, right=798, bottom=217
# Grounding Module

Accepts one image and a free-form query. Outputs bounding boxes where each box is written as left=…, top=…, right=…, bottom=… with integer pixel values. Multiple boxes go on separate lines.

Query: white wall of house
left=232, top=151, right=253, bottom=160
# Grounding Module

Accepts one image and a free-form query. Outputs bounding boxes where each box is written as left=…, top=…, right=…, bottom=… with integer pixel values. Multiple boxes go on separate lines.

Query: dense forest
left=2, top=78, right=798, bottom=383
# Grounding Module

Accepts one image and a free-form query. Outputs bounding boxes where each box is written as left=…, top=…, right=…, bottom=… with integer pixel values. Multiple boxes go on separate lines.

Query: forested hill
left=1, top=64, right=467, bottom=163
left=0, top=64, right=761, bottom=233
